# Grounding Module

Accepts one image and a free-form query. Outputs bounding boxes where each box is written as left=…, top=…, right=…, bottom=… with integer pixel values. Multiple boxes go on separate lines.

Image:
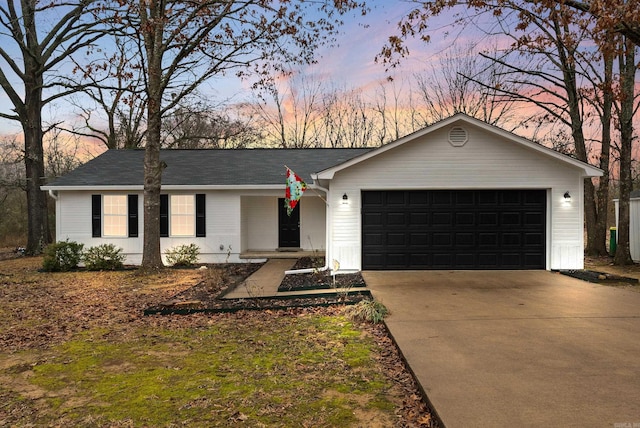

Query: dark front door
left=278, top=198, right=300, bottom=248
left=362, top=190, right=546, bottom=270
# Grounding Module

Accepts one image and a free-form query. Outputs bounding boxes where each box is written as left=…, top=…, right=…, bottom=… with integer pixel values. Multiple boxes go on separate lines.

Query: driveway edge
left=381, top=320, right=446, bottom=428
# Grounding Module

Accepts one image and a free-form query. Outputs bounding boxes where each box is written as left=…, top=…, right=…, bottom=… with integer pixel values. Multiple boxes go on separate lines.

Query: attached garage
left=362, top=189, right=546, bottom=270
left=313, top=113, right=603, bottom=272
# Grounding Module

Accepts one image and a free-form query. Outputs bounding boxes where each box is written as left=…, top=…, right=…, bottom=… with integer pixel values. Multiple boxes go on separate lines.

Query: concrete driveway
left=363, top=270, right=640, bottom=428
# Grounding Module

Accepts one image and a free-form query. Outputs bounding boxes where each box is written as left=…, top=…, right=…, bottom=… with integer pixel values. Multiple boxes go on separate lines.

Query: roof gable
left=314, top=114, right=603, bottom=180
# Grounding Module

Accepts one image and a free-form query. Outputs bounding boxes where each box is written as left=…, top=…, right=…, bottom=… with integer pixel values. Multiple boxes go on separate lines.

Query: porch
left=241, top=195, right=326, bottom=254
left=239, top=250, right=325, bottom=260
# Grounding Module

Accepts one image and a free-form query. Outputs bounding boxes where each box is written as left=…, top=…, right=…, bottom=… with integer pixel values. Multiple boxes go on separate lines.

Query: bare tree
left=413, top=44, right=519, bottom=128
left=319, top=87, right=377, bottom=148
left=162, top=100, right=259, bottom=149
left=371, top=79, right=417, bottom=145
left=66, top=36, right=147, bottom=150
left=613, top=38, right=637, bottom=265
left=0, top=1, right=107, bottom=254
left=121, top=0, right=367, bottom=269
left=0, top=138, right=27, bottom=246
left=252, top=73, right=326, bottom=148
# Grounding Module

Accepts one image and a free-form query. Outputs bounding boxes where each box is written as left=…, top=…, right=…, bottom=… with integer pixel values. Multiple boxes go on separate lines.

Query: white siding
left=243, top=196, right=278, bottom=251
left=328, top=124, right=586, bottom=270
left=300, top=196, right=326, bottom=251
left=631, top=199, right=640, bottom=261
left=55, top=190, right=326, bottom=265
left=160, top=191, right=242, bottom=264
left=615, top=198, right=640, bottom=261
left=56, top=191, right=143, bottom=264
left=242, top=195, right=326, bottom=251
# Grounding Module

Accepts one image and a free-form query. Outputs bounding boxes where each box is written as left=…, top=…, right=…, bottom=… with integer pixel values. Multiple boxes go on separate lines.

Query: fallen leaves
left=0, top=254, right=438, bottom=427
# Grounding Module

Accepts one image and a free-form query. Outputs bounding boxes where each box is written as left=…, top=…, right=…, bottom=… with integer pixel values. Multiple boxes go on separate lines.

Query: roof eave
left=42, top=184, right=325, bottom=191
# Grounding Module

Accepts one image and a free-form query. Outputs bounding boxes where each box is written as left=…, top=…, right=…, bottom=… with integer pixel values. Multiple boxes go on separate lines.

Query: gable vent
left=448, top=126, right=468, bottom=147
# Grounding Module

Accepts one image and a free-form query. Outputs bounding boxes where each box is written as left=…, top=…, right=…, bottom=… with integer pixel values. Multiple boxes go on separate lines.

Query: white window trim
left=169, top=194, right=196, bottom=237
left=103, top=194, right=128, bottom=237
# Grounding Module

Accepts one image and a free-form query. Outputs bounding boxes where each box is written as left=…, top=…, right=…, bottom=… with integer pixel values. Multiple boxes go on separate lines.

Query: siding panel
left=329, top=125, right=585, bottom=270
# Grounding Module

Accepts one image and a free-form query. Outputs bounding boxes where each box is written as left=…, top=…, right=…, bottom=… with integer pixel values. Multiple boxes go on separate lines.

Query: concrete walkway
left=223, top=259, right=297, bottom=299
left=364, top=270, right=640, bottom=428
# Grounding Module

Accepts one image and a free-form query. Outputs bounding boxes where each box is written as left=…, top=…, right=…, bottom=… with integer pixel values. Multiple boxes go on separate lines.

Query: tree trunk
left=565, top=81, right=599, bottom=258
left=583, top=178, right=598, bottom=254
left=141, top=90, right=164, bottom=269
left=23, top=71, right=51, bottom=254
left=551, top=15, right=600, bottom=258
left=592, top=49, right=614, bottom=257
left=140, top=0, right=165, bottom=270
left=614, top=39, right=635, bottom=266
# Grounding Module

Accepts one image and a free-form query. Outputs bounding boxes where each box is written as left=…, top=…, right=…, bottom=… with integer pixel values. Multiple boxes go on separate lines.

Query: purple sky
left=0, top=2, right=491, bottom=140
left=210, top=1, right=487, bottom=103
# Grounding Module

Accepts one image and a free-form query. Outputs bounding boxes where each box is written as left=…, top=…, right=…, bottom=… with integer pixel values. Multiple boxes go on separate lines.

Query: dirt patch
left=0, top=247, right=23, bottom=262
left=582, top=256, right=640, bottom=290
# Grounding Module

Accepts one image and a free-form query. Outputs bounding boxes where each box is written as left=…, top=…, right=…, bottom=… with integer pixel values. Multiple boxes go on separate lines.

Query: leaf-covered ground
left=0, top=252, right=436, bottom=427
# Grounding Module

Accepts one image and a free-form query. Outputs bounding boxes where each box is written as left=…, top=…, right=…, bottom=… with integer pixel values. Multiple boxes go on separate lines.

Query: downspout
left=285, top=180, right=331, bottom=275
left=48, top=189, right=58, bottom=200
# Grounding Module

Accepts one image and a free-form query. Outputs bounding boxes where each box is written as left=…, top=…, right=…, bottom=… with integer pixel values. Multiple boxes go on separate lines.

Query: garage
left=313, top=114, right=602, bottom=271
left=362, top=189, right=546, bottom=270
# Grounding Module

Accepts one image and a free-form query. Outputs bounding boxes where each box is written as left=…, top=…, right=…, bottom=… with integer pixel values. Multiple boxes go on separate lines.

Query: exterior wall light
left=342, top=193, right=349, bottom=205
left=564, top=191, right=571, bottom=201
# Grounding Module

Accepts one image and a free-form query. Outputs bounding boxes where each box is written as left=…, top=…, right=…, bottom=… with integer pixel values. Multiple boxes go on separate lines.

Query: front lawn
left=0, top=255, right=433, bottom=427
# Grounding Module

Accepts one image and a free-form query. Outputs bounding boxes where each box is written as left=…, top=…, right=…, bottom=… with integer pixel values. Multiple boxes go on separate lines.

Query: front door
left=278, top=198, right=301, bottom=248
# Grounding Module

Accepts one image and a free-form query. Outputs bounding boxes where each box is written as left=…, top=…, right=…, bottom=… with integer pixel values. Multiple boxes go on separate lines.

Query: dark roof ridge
left=154, top=147, right=373, bottom=151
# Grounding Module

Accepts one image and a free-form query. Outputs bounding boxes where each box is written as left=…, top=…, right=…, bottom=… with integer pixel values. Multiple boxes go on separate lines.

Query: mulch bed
left=559, top=269, right=639, bottom=284
left=278, top=257, right=366, bottom=292
left=145, top=259, right=371, bottom=315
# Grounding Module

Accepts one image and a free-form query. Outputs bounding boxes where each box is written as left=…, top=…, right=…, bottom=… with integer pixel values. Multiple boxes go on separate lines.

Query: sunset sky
left=0, top=1, right=499, bottom=141
left=213, top=1, right=493, bottom=101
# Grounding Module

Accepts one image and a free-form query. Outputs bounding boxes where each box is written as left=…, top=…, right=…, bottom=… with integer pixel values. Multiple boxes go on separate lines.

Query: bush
left=83, top=244, right=126, bottom=271
left=42, top=240, right=84, bottom=272
left=165, top=244, right=200, bottom=267
left=345, top=299, right=389, bottom=324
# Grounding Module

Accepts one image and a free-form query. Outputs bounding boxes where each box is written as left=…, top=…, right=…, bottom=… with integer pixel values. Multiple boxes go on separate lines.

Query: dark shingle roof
left=45, top=148, right=372, bottom=187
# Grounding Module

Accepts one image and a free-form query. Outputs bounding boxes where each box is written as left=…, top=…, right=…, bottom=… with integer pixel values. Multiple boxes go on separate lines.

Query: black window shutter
left=196, top=194, right=206, bottom=237
left=160, top=194, right=169, bottom=237
left=91, top=195, right=101, bottom=237
left=128, top=195, right=138, bottom=237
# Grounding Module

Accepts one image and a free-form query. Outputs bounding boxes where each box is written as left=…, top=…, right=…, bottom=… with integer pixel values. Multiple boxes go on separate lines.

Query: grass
left=0, top=255, right=417, bottom=427
left=16, top=316, right=391, bottom=426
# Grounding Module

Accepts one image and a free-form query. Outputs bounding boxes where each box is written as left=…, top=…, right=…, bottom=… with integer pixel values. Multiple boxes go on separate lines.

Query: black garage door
left=362, top=190, right=546, bottom=270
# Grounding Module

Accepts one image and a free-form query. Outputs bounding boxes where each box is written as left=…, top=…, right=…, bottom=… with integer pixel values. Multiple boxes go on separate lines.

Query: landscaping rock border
left=558, top=269, right=639, bottom=284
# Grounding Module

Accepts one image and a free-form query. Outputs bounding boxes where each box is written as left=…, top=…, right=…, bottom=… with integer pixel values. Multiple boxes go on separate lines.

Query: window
left=160, top=194, right=206, bottom=238
left=92, top=194, right=138, bottom=238
left=103, top=195, right=128, bottom=236
left=170, top=195, right=195, bottom=236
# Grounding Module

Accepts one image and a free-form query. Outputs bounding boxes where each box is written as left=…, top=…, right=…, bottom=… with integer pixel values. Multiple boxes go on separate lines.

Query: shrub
left=83, top=244, right=126, bottom=271
left=345, top=299, right=389, bottom=324
left=165, top=244, right=200, bottom=267
left=42, top=240, right=84, bottom=272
